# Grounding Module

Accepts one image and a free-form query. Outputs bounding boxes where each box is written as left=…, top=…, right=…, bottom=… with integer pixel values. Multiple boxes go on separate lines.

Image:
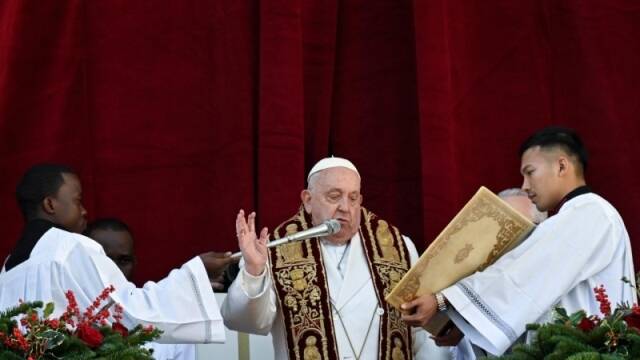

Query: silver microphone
left=230, top=219, right=341, bottom=259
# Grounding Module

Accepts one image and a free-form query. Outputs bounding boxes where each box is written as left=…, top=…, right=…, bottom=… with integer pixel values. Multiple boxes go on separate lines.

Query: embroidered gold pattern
left=392, top=337, right=406, bottom=360
left=360, top=208, right=413, bottom=360
left=303, top=335, right=322, bottom=360
left=377, top=220, right=400, bottom=262
left=384, top=187, right=534, bottom=315
left=454, top=244, right=474, bottom=264
left=270, top=208, right=336, bottom=360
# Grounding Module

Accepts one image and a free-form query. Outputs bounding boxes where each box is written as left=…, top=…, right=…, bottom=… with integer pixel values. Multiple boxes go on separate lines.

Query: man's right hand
left=236, top=210, right=269, bottom=276
left=401, top=294, right=438, bottom=327
left=199, top=251, right=236, bottom=280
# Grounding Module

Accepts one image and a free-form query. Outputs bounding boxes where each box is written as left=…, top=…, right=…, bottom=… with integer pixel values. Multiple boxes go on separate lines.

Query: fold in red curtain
left=1, top=0, right=638, bottom=283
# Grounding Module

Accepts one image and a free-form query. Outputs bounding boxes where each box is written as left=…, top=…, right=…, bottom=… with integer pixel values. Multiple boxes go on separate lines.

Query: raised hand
left=236, top=209, right=269, bottom=276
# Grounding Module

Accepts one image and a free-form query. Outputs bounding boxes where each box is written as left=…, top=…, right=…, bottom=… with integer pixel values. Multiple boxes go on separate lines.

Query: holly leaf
left=569, top=310, right=587, bottom=326
left=554, top=307, right=569, bottom=322
left=43, top=302, right=55, bottom=319
left=39, top=329, right=65, bottom=350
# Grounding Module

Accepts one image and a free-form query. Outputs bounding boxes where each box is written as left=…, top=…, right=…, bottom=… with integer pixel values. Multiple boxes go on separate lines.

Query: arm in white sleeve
left=441, top=200, right=620, bottom=355
left=63, top=240, right=225, bottom=343
left=220, top=260, right=278, bottom=335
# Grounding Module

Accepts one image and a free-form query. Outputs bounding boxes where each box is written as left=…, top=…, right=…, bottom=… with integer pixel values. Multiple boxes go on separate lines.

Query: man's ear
left=301, top=190, right=312, bottom=213
left=557, top=157, right=570, bottom=177
left=42, top=196, right=56, bottom=215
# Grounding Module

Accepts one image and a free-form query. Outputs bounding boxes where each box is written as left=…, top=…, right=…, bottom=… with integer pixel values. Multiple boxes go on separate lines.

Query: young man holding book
left=401, top=127, right=636, bottom=356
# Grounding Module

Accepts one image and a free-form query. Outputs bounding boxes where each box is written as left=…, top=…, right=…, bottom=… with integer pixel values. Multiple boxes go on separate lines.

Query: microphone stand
left=230, top=235, right=315, bottom=259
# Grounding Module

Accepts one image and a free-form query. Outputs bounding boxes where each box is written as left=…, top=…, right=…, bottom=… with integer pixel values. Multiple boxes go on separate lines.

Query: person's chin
left=76, top=220, right=87, bottom=234
left=328, top=233, right=351, bottom=245
left=535, top=203, right=548, bottom=212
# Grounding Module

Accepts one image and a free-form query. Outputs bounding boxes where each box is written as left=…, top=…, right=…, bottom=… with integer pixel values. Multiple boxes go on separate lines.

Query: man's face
left=302, top=167, right=362, bottom=245
left=520, top=147, right=564, bottom=212
left=90, top=229, right=136, bottom=281
left=50, top=173, right=87, bottom=233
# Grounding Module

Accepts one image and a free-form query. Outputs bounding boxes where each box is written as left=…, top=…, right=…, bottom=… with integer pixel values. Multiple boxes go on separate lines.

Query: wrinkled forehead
left=503, top=195, right=532, bottom=208
left=502, top=195, right=534, bottom=220
left=309, top=167, right=361, bottom=193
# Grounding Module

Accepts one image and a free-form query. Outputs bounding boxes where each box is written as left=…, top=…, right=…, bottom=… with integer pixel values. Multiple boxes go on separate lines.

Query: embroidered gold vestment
left=269, top=206, right=413, bottom=360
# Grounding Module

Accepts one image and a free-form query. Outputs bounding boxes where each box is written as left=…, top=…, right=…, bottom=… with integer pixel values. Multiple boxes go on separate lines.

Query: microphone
left=230, top=219, right=341, bottom=259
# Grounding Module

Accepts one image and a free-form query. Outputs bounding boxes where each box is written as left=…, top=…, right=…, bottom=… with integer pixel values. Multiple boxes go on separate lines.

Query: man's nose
left=337, top=196, right=350, bottom=211
left=521, top=177, right=530, bottom=192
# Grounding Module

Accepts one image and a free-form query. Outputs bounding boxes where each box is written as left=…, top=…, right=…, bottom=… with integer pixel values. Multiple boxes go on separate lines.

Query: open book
left=385, top=186, right=535, bottom=335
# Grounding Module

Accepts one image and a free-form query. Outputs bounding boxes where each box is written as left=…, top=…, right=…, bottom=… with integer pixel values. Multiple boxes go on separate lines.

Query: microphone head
left=323, top=219, right=341, bottom=235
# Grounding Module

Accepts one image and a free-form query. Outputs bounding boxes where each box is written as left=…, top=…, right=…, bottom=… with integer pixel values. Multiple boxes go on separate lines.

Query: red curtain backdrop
left=1, top=0, right=639, bottom=284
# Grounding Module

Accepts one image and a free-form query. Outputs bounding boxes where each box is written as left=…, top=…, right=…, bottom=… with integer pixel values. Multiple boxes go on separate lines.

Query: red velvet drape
left=1, top=1, right=639, bottom=284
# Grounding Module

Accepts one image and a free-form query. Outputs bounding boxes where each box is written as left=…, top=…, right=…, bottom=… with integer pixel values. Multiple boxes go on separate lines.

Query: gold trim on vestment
left=269, top=206, right=413, bottom=360
left=359, top=208, right=413, bottom=360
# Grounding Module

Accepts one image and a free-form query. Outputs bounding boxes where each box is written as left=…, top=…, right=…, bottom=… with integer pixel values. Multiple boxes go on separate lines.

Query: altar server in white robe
left=85, top=218, right=197, bottom=360
left=401, top=127, right=636, bottom=357
left=222, top=157, right=450, bottom=360
left=0, top=164, right=234, bottom=344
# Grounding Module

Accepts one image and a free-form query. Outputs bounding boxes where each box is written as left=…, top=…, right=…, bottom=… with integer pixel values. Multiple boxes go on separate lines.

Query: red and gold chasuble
left=268, top=206, right=413, bottom=360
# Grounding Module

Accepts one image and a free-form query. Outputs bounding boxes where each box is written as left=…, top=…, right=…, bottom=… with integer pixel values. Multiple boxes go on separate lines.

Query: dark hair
left=519, top=126, right=589, bottom=173
left=16, top=163, right=76, bottom=220
left=85, top=218, right=131, bottom=237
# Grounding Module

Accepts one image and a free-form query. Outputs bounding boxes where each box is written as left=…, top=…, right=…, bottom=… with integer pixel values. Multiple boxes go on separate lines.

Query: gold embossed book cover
left=385, top=186, right=535, bottom=334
